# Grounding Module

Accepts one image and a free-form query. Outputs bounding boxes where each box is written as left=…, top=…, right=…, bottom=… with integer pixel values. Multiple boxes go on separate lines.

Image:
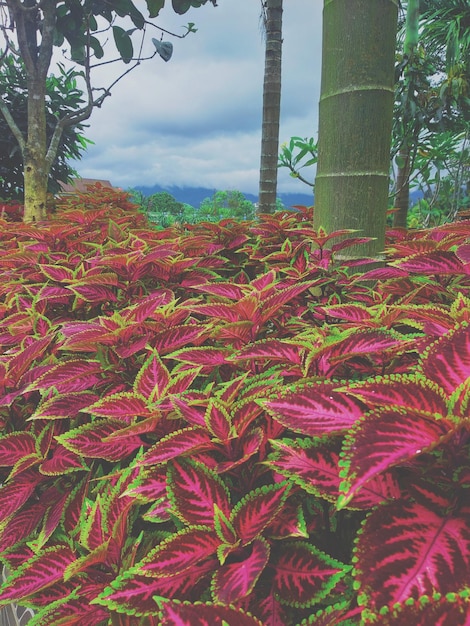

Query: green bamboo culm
left=314, top=0, right=399, bottom=257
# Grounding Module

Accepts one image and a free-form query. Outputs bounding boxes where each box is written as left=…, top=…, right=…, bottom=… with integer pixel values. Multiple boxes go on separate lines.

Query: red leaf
left=339, top=408, right=450, bottom=507
left=26, top=359, right=102, bottom=393
left=354, top=501, right=470, bottom=610
left=343, top=376, right=447, bottom=416
left=264, top=382, right=365, bottom=436
left=166, top=346, right=232, bottom=367
left=167, top=458, right=231, bottom=527
left=0, top=432, right=36, bottom=467
left=96, top=563, right=214, bottom=613
left=156, top=599, right=263, bottom=626
left=30, top=391, right=99, bottom=420
left=39, top=445, right=87, bottom=475
left=0, top=471, right=42, bottom=524
left=0, top=545, right=76, bottom=602
left=273, top=542, right=348, bottom=606
left=232, top=483, right=290, bottom=545
left=394, top=251, right=466, bottom=274
left=420, top=325, right=470, bottom=395
left=134, top=353, right=170, bottom=400
left=212, top=538, right=270, bottom=603
left=57, top=420, right=143, bottom=461
left=138, top=427, right=212, bottom=466
left=152, top=324, right=207, bottom=355
left=139, top=526, right=220, bottom=576
left=85, top=392, right=150, bottom=420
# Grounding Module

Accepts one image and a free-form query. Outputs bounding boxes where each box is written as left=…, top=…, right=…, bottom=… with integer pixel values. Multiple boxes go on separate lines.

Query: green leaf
left=113, top=25, right=134, bottom=63
left=146, top=0, right=165, bottom=17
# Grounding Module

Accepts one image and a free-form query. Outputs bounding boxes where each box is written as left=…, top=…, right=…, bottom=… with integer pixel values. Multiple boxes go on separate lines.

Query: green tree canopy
left=0, top=55, right=90, bottom=199
left=199, top=190, right=256, bottom=222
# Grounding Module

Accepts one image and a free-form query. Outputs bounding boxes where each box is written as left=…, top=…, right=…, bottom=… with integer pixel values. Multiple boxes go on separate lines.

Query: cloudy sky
left=75, top=0, right=323, bottom=195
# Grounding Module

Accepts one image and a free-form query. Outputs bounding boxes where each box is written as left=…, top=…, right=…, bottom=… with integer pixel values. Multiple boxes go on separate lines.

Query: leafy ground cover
left=0, top=185, right=469, bottom=625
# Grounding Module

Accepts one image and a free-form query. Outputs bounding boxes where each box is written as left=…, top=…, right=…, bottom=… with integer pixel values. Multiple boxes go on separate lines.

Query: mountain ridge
left=133, top=183, right=314, bottom=210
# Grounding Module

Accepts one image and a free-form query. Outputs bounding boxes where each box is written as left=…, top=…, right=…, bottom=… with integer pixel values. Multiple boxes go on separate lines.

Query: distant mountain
left=132, top=183, right=424, bottom=211
left=132, top=184, right=314, bottom=210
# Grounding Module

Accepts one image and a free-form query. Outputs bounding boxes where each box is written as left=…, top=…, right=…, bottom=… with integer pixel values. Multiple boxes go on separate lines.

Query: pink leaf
left=232, top=483, right=290, bottom=545
left=0, top=545, right=76, bottom=602
left=139, top=526, right=220, bottom=576
left=354, top=501, right=470, bottom=610
left=157, top=599, right=263, bottom=625
left=85, top=392, right=150, bottom=419
left=138, top=427, right=212, bottom=466
left=134, top=353, right=170, bottom=400
left=212, top=538, right=270, bottom=604
left=30, top=391, right=99, bottom=420
left=167, top=458, right=231, bottom=527
left=273, top=542, right=348, bottom=606
left=264, top=382, right=365, bottom=436
left=56, top=420, right=143, bottom=461
left=420, top=325, right=470, bottom=395
left=0, top=432, right=36, bottom=467
left=339, top=408, right=450, bottom=507
left=26, top=359, right=102, bottom=393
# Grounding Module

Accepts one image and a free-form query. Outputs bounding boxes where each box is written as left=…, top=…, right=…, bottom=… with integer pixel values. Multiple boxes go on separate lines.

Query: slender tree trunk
left=23, top=76, right=49, bottom=222
left=7, top=0, right=56, bottom=223
left=393, top=0, right=419, bottom=229
left=393, top=145, right=411, bottom=228
left=314, top=0, right=398, bottom=257
left=258, top=0, right=283, bottom=214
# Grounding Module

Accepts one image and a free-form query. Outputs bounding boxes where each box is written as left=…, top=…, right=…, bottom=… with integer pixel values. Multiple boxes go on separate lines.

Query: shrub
left=0, top=190, right=469, bottom=624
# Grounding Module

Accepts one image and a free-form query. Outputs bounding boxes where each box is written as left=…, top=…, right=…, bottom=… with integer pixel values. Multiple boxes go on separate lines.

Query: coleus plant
left=0, top=187, right=469, bottom=625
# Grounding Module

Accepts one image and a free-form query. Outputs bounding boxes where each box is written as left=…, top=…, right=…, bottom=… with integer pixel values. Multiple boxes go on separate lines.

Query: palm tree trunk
left=314, top=0, right=398, bottom=257
left=258, top=0, right=283, bottom=214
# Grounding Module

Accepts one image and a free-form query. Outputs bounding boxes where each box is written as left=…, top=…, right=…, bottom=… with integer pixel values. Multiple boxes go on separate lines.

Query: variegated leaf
left=56, top=419, right=143, bottom=461
left=25, top=359, right=102, bottom=393
left=363, top=593, right=470, bottom=626
left=0, top=545, right=76, bottom=602
left=212, top=537, right=270, bottom=603
left=95, top=562, right=215, bottom=614
left=137, top=427, right=212, bottom=466
left=264, top=382, right=365, bottom=436
left=273, top=541, right=349, bottom=607
left=138, top=526, right=220, bottom=577
left=29, top=391, right=99, bottom=420
left=167, top=458, right=231, bottom=527
left=232, top=483, right=290, bottom=545
left=354, top=501, right=470, bottom=611
left=419, top=324, right=470, bottom=395
left=84, top=391, right=150, bottom=420
left=134, top=352, right=170, bottom=401
left=155, top=599, right=263, bottom=626
left=339, top=408, right=452, bottom=508
left=342, top=375, right=448, bottom=417
left=0, top=432, right=36, bottom=466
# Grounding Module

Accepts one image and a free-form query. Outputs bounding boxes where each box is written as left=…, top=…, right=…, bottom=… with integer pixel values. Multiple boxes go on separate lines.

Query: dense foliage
left=0, top=56, right=90, bottom=199
left=0, top=186, right=469, bottom=625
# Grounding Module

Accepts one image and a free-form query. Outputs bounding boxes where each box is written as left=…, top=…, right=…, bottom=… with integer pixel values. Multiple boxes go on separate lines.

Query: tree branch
left=0, top=97, right=25, bottom=153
